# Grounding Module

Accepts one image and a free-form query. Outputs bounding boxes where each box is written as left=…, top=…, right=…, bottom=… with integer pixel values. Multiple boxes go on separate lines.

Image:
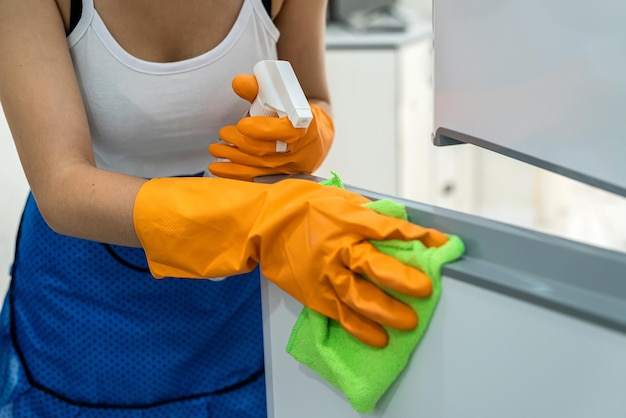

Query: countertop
left=326, top=17, right=432, bottom=49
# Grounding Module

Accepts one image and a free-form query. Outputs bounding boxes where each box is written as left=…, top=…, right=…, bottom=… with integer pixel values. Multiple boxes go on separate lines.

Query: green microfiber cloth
left=286, top=172, right=465, bottom=414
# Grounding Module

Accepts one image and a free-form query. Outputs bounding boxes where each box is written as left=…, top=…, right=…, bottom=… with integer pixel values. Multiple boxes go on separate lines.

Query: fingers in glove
left=334, top=204, right=449, bottom=248
left=232, top=74, right=258, bottom=103
left=236, top=116, right=305, bottom=144
left=336, top=306, right=390, bottom=348
left=217, top=125, right=287, bottom=156
left=372, top=215, right=448, bottom=248
left=210, top=143, right=295, bottom=169
left=333, top=270, right=418, bottom=332
left=347, top=241, right=433, bottom=298
left=208, top=161, right=283, bottom=181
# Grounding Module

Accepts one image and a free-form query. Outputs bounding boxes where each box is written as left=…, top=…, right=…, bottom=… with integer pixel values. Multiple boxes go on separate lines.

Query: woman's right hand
left=134, top=176, right=448, bottom=347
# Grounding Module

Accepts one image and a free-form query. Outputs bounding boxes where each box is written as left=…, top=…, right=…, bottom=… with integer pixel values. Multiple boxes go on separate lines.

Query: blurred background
left=2, top=0, right=625, bottom=300
left=317, top=0, right=626, bottom=252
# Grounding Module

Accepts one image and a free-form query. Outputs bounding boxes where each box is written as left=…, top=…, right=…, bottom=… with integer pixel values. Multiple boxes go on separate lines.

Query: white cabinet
left=316, top=47, right=399, bottom=195
left=315, top=22, right=432, bottom=198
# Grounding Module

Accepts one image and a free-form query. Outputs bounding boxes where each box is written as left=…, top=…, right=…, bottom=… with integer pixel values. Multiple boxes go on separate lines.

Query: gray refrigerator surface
left=261, top=180, right=626, bottom=418
left=432, top=0, right=626, bottom=197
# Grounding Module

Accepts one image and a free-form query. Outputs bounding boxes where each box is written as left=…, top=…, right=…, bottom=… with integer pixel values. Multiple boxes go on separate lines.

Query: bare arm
left=0, top=0, right=144, bottom=247
left=0, top=0, right=331, bottom=249
left=274, top=0, right=332, bottom=117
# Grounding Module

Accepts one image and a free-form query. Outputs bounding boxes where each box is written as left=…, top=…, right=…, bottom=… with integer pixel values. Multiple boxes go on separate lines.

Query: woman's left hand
left=208, top=74, right=334, bottom=181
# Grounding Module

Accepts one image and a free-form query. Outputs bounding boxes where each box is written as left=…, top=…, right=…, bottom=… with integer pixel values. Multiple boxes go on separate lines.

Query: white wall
left=398, top=0, right=432, bottom=17
left=0, top=106, right=29, bottom=300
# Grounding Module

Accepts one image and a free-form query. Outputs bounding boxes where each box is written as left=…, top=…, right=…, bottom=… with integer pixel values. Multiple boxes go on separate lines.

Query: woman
left=0, top=0, right=446, bottom=415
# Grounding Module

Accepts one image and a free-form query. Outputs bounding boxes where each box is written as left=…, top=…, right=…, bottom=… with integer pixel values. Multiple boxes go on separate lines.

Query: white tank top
left=67, top=0, right=279, bottom=178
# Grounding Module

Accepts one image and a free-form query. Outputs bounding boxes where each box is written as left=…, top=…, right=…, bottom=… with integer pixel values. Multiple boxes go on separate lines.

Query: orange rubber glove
left=208, top=74, right=334, bottom=181
left=133, top=177, right=448, bottom=347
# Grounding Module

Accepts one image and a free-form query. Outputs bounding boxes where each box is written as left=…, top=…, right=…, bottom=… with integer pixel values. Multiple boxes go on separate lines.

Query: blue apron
left=0, top=194, right=266, bottom=417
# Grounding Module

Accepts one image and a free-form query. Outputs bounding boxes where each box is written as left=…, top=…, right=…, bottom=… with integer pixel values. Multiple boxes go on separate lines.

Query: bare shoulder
left=271, top=0, right=285, bottom=18
left=272, top=0, right=328, bottom=21
left=0, top=0, right=69, bottom=69
left=0, top=0, right=90, bottom=200
left=273, top=0, right=327, bottom=20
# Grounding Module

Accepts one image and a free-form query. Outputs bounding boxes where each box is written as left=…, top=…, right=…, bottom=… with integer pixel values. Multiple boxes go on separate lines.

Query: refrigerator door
left=433, top=0, right=626, bottom=197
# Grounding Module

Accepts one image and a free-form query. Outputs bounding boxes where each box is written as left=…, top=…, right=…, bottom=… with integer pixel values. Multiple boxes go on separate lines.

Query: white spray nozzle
left=250, top=60, right=313, bottom=152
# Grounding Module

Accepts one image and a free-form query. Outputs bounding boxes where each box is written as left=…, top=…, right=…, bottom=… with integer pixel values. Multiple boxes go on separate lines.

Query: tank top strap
left=69, top=0, right=269, bottom=38
left=68, top=0, right=82, bottom=34
left=67, top=0, right=95, bottom=46
left=262, top=0, right=272, bottom=16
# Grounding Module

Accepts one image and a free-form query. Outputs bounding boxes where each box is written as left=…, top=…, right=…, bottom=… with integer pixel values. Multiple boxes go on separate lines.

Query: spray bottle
left=206, top=60, right=312, bottom=177
left=249, top=60, right=313, bottom=151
